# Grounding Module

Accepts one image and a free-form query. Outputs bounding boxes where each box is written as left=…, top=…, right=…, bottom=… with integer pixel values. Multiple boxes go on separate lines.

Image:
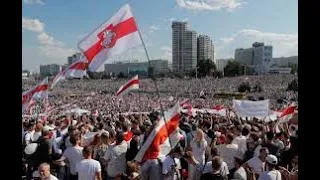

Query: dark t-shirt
left=33, top=137, right=53, bottom=167
left=200, top=173, right=227, bottom=180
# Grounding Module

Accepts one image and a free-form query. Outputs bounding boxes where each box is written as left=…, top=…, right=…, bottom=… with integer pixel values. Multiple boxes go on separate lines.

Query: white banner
left=233, top=99, right=270, bottom=118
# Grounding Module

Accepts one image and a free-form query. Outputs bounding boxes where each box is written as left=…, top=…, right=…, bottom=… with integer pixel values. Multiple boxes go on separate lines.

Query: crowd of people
left=22, top=74, right=298, bottom=180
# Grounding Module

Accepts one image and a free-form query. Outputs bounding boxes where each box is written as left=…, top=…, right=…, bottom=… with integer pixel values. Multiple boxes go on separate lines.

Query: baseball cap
left=266, top=154, right=278, bottom=165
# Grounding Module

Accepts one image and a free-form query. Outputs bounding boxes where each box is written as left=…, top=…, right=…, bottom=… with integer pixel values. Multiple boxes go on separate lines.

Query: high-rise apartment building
left=172, top=21, right=197, bottom=73
left=40, top=64, right=61, bottom=77
left=235, top=42, right=273, bottom=74
left=197, top=35, right=214, bottom=62
left=67, top=52, right=83, bottom=65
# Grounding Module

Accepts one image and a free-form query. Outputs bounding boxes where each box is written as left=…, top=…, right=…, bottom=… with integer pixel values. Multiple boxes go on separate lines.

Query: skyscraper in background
left=172, top=21, right=197, bottom=73
left=197, top=35, right=214, bottom=62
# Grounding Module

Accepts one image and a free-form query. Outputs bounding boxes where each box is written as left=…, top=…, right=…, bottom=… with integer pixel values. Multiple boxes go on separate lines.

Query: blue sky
left=22, top=0, right=298, bottom=72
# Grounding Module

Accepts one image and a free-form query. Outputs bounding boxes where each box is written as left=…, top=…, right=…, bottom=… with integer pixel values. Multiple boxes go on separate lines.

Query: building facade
left=40, top=64, right=62, bottom=77
left=271, top=56, right=298, bottom=67
left=104, top=60, right=169, bottom=77
left=197, top=35, right=214, bottom=62
left=67, top=53, right=83, bottom=65
left=235, top=42, right=273, bottom=74
left=172, top=21, right=197, bottom=73
left=216, top=59, right=233, bottom=71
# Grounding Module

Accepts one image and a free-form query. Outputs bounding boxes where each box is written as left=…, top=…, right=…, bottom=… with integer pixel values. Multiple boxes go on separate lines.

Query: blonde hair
left=195, top=129, right=205, bottom=142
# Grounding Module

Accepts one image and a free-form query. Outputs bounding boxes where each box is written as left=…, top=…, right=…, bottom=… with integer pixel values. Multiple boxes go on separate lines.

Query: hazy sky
left=22, top=0, right=298, bottom=72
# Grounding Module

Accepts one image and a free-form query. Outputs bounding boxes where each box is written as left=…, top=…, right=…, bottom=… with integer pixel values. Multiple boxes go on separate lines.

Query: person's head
left=131, top=120, right=139, bottom=130
left=259, top=147, right=269, bottom=161
left=195, top=128, right=205, bottom=142
left=213, top=124, right=219, bottom=131
left=234, top=156, right=244, bottom=169
left=116, top=132, right=124, bottom=144
left=38, top=163, right=51, bottom=179
left=234, top=125, right=243, bottom=136
left=211, top=147, right=219, bottom=157
left=242, top=125, right=250, bottom=136
left=225, top=133, right=234, bottom=144
left=100, top=132, right=109, bottom=145
left=265, top=154, right=278, bottom=171
left=70, top=133, right=81, bottom=146
left=98, top=122, right=104, bottom=130
left=82, top=146, right=93, bottom=158
left=122, top=122, right=130, bottom=132
left=211, top=156, right=223, bottom=173
left=291, top=154, right=298, bottom=169
left=266, top=131, right=274, bottom=143
left=27, top=122, right=35, bottom=131
left=171, top=145, right=184, bottom=158
left=35, top=122, right=43, bottom=132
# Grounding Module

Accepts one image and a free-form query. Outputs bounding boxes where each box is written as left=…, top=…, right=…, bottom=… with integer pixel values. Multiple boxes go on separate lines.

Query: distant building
left=271, top=56, right=298, bottom=67
left=172, top=21, right=197, bottom=73
left=235, top=42, right=273, bottom=74
left=104, top=60, right=169, bottom=77
left=197, top=35, right=214, bottom=62
left=40, top=64, right=62, bottom=77
left=67, top=53, right=83, bottom=65
left=216, top=59, right=233, bottom=71
left=268, top=67, right=292, bottom=74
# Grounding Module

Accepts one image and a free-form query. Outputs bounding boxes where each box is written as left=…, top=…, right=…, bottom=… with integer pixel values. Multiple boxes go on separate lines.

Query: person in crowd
left=258, top=154, right=282, bottom=180
left=55, top=133, right=83, bottom=180
left=244, top=147, right=269, bottom=177
left=76, top=146, right=102, bottom=180
left=32, top=163, right=59, bottom=180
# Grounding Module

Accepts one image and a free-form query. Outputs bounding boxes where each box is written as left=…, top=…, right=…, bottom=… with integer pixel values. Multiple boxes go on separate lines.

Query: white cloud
left=176, top=0, right=245, bottom=11
left=23, top=0, right=45, bottom=5
left=158, top=45, right=172, bottom=61
left=149, top=25, right=160, bottom=33
left=22, top=17, right=45, bottom=33
left=22, top=17, right=76, bottom=71
left=215, top=29, right=298, bottom=59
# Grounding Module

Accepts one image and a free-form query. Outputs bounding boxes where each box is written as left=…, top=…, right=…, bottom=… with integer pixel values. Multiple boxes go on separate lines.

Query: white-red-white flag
left=78, top=4, right=143, bottom=71
left=116, top=75, right=139, bottom=97
left=51, top=59, right=88, bottom=89
left=134, top=102, right=181, bottom=162
left=278, top=105, right=296, bottom=124
left=211, top=105, right=227, bottom=116
left=22, top=77, right=48, bottom=110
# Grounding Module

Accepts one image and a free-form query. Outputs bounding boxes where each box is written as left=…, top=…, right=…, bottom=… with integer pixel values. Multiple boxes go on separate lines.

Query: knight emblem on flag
left=101, top=29, right=116, bottom=48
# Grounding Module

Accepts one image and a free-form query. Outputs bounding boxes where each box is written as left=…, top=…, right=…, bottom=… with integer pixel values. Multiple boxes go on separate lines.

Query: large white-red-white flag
left=51, top=59, right=88, bottom=89
left=116, top=75, right=139, bottom=97
left=78, top=4, right=143, bottom=71
left=134, top=102, right=181, bottom=162
left=278, top=105, right=297, bottom=124
left=22, top=77, right=48, bottom=110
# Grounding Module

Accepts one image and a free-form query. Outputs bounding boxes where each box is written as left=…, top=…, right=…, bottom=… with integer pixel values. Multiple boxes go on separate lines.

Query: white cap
left=43, top=125, right=54, bottom=132
left=266, top=154, right=278, bottom=165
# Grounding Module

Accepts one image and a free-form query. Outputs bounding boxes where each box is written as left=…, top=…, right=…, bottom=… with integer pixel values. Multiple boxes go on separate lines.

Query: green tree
left=197, top=59, right=216, bottom=77
left=117, top=72, right=125, bottom=78
left=224, top=61, right=243, bottom=77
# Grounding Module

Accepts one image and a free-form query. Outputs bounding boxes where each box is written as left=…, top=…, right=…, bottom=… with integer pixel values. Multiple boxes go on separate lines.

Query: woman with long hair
left=93, top=132, right=109, bottom=179
left=189, top=128, right=208, bottom=180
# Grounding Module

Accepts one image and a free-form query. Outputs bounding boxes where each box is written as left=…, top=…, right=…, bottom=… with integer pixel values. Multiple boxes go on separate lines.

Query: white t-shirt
left=216, top=143, right=239, bottom=169
left=201, top=161, right=229, bottom=176
left=62, top=146, right=83, bottom=175
left=32, top=171, right=59, bottom=180
left=33, top=131, right=42, bottom=142
left=247, top=156, right=265, bottom=175
left=160, top=156, right=181, bottom=180
left=234, top=166, right=247, bottom=180
left=104, top=141, right=128, bottom=177
left=76, top=159, right=101, bottom=180
left=190, top=140, right=208, bottom=165
left=258, top=170, right=282, bottom=180
left=232, top=135, right=247, bottom=156
left=24, top=131, right=35, bottom=144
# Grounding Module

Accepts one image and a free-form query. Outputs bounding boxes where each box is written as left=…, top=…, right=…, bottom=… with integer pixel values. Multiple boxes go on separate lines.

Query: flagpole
left=131, top=6, right=176, bottom=154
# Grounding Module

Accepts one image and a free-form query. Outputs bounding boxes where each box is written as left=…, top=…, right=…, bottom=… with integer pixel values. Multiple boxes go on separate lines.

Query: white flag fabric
left=51, top=59, right=88, bottom=89
left=233, top=99, right=270, bottom=118
left=78, top=4, right=143, bottom=71
left=22, top=77, right=48, bottom=110
left=116, top=75, right=139, bottom=97
left=134, top=102, right=181, bottom=162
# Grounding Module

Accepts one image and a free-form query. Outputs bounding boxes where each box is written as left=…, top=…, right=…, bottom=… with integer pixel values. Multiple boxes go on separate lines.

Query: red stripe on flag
left=84, top=17, right=138, bottom=62
left=280, top=106, right=296, bottom=118
left=69, top=61, right=88, bottom=70
left=116, top=79, right=139, bottom=96
left=22, top=84, right=48, bottom=104
left=142, top=113, right=180, bottom=161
